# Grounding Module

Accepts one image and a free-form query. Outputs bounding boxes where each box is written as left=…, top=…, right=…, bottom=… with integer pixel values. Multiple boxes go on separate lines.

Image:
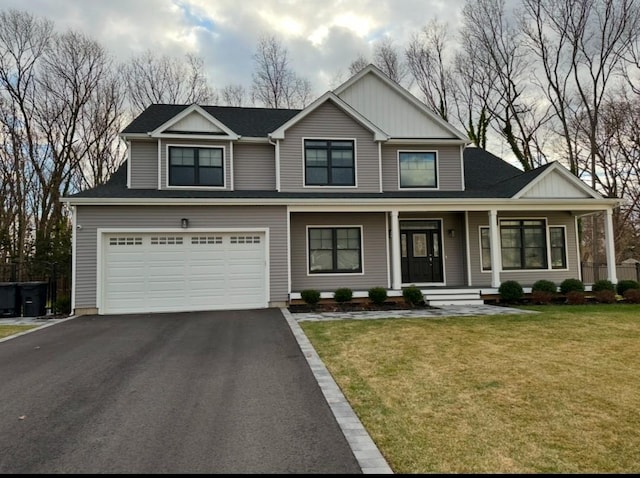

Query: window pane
left=336, top=228, right=360, bottom=249
left=305, top=140, right=328, bottom=148
left=524, top=228, right=545, bottom=247
left=331, top=150, right=353, bottom=167
left=337, top=250, right=360, bottom=270
left=482, top=249, right=492, bottom=270
left=331, top=141, right=353, bottom=148
left=306, top=149, right=328, bottom=166
left=310, top=250, right=333, bottom=271
left=198, top=149, right=222, bottom=167
left=306, top=167, right=328, bottom=184
left=551, top=248, right=566, bottom=268
left=550, top=228, right=564, bottom=247
left=399, top=152, right=436, bottom=188
left=170, top=167, right=195, bottom=185
left=502, top=248, right=521, bottom=269
left=550, top=227, right=566, bottom=268
left=199, top=167, right=223, bottom=186
left=500, top=229, right=521, bottom=248
left=525, top=247, right=546, bottom=268
left=170, top=148, right=195, bottom=166
left=481, top=228, right=491, bottom=249
left=481, top=228, right=491, bottom=270
left=331, top=167, right=354, bottom=185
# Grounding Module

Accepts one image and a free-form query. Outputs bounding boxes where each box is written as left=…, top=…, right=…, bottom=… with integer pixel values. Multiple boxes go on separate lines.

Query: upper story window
left=169, top=146, right=223, bottom=187
left=304, top=140, right=355, bottom=186
left=399, top=151, right=437, bottom=188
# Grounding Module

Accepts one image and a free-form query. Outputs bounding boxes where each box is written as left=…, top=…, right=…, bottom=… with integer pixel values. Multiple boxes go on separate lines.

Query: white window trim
left=164, top=143, right=227, bottom=190
left=398, top=218, right=446, bottom=286
left=305, top=224, right=365, bottom=276
left=397, top=149, right=440, bottom=190
left=478, top=218, right=569, bottom=273
left=302, top=137, right=358, bottom=189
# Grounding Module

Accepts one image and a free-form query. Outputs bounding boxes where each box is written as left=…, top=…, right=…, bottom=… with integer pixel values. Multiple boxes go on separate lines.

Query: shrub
left=532, top=280, right=557, bottom=294
left=498, top=280, right=523, bottom=303
left=402, top=286, right=424, bottom=307
left=565, top=290, right=586, bottom=305
left=594, top=290, right=616, bottom=304
left=560, top=278, right=585, bottom=294
left=616, top=279, right=640, bottom=296
left=623, top=288, right=640, bottom=304
left=592, top=279, right=615, bottom=293
left=368, top=287, right=388, bottom=306
left=53, top=296, right=71, bottom=315
left=531, top=290, right=554, bottom=305
left=333, top=287, right=353, bottom=303
left=300, top=289, right=321, bottom=306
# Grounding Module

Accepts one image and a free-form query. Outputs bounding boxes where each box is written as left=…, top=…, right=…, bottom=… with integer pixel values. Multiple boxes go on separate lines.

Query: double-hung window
left=305, top=140, right=355, bottom=186
left=481, top=220, right=567, bottom=271
left=308, top=227, right=362, bottom=273
left=399, top=151, right=437, bottom=188
left=169, top=146, right=223, bottom=187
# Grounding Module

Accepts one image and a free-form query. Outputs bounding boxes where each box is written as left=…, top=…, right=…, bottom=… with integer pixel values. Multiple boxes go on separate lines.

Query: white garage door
left=102, top=232, right=267, bottom=314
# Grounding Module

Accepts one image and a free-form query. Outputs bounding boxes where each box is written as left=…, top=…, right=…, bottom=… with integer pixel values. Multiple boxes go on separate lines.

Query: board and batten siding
left=279, top=101, right=380, bottom=192
left=233, top=143, right=276, bottom=190
left=382, top=144, right=463, bottom=191
left=129, top=140, right=158, bottom=189
left=467, top=210, right=580, bottom=287
left=159, top=139, right=232, bottom=190
left=290, top=212, right=388, bottom=292
left=400, top=212, right=467, bottom=286
left=74, top=205, right=288, bottom=309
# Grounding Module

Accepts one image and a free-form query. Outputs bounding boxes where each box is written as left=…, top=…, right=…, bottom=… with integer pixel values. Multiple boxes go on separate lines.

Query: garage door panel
left=103, top=232, right=267, bottom=314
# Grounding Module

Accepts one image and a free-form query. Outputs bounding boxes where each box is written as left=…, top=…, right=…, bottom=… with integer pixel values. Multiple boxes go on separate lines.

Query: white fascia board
left=269, top=91, right=388, bottom=141
left=149, top=104, right=240, bottom=139
left=513, top=162, right=603, bottom=200
left=333, top=64, right=470, bottom=142
left=153, top=133, right=240, bottom=141
left=237, top=136, right=270, bottom=143
left=385, top=138, right=468, bottom=145
left=62, top=196, right=620, bottom=210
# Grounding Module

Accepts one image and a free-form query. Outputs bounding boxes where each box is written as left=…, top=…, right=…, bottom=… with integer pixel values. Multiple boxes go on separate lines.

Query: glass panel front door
left=400, top=227, right=443, bottom=283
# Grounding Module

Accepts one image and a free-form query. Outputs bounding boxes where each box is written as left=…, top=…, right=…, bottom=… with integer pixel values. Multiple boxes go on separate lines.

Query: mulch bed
left=288, top=300, right=434, bottom=313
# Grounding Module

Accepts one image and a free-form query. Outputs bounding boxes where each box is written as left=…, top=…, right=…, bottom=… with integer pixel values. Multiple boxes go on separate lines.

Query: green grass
left=300, top=304, right=640, bottom=473
left=0, top=324, right=37, bottom=339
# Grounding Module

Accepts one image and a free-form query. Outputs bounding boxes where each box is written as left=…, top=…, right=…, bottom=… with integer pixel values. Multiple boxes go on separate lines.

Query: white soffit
left=335, top=67, right=467, bottom=140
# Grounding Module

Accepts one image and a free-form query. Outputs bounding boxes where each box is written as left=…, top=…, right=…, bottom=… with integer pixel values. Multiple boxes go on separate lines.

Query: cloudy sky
left=2, top=0, right=466, bottom=96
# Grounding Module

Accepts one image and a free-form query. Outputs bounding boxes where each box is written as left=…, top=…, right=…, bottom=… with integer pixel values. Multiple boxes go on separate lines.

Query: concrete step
left=428, top=299, right=486, bottom=306
left=424, top=293, right=481, bottom=301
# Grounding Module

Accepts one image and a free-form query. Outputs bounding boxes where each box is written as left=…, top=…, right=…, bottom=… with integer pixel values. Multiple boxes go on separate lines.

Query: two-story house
left=62, top=65, right=619, bottom=315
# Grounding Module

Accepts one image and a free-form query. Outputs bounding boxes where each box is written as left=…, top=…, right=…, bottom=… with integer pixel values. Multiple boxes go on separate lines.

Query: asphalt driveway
left=0, top=309, right=362, bottom=473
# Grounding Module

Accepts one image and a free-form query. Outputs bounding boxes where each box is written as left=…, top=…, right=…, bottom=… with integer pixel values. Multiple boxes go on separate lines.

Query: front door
left=401, top=225, right=443, bottom=283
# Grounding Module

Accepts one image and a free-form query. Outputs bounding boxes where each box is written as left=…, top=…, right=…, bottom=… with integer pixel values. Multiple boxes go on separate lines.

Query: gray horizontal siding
left=129, top=140, right=158, bottom=189
left=74, top=205, right=288, bottom=309
left=279, top=101, right=380, bottom=192
left=159, top=139, right=232, bottom=190
left=467, top=210, right=580, bottom=287
left=382, top=144, right=463, bottom=191
left=233, top=143, right=276, bottom=190
left=399, top=212, right=467, bottom=286
left=290, top=212, right=388, bottom=292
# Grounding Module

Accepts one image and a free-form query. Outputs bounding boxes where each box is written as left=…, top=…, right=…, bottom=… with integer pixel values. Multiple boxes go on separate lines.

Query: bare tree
left=123, top=50, right=216, bottom=114
left=348, top=53, right=369, bottom=76
left=251, top=35, right=313, bottom=108
left=406, top=20, right=454, bottom=121
left=373, top=37, right=410, bottom=85
left=220, top=84, right=247, bottom=107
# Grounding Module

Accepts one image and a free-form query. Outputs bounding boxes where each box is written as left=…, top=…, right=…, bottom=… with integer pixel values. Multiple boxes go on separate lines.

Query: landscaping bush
left=402, top=286, right=424, bottom=307
left=594, top=290, right=617, bottom=304
left=532, top=280, right=557, bottom=294
left=368, top=287, right=388, bottom=306
left=300, top=289, right=321, bottom=306
left=616, top=279, right=640, bottom=296
left=53, top=296, right=71, bottom=315
left=623, top=288, right=640, bottom=304
left=531, top=290, right=554, bottom=305
left=592, top=279, right=615, bottom=293
left=566, top=291, right=586, bottom=305
left=498, top=280, right=523, bottom=303
left=560, top=278, right=585, bottom=294
left=334, top=287, right=353, bottom=303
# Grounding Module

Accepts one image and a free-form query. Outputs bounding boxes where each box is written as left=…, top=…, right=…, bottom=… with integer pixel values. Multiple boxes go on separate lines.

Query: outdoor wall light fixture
left=181, top=218, right=189, bottom=228
left=448, top=229, right=455, bottom=238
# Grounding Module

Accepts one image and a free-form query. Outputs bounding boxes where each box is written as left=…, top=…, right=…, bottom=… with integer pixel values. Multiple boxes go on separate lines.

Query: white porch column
left=489, top=209, right=502, bottom=288
left=390, top=210, right=402, bottom=290
left=604, top=209, right=618, bottom=284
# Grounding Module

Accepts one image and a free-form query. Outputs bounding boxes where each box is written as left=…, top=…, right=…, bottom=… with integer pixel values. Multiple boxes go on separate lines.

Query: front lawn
left=0, top=325, right=37, bottom=340
left=300, top=304, right=640, bottom=473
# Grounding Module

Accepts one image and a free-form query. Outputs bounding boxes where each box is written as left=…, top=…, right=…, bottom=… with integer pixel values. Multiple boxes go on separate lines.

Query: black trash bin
left=19, top=282, right=48, bottom=317
left=0, top=282, right=20, bottom=317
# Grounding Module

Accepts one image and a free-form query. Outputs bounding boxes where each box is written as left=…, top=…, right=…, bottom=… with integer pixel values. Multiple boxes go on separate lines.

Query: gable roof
left=333, top=64, right=469, bottom=142
left=513, top=162, right=603, bottom=199
left=269, top=91, right=388, bottom=141
left=148, top=104, right=239, bottom=138
left=121, top=104, right=300, bottom=137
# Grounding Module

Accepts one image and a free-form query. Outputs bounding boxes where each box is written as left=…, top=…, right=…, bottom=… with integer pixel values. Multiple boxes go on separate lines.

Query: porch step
left=423, top=288, right=484, bottom=306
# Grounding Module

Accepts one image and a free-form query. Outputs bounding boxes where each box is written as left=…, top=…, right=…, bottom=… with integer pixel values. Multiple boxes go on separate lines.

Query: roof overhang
left=512, top=162, right=603, bottom=199
left=269, top=91, right=389, bottom=142
left=147, top=104, right=240, bottom=140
